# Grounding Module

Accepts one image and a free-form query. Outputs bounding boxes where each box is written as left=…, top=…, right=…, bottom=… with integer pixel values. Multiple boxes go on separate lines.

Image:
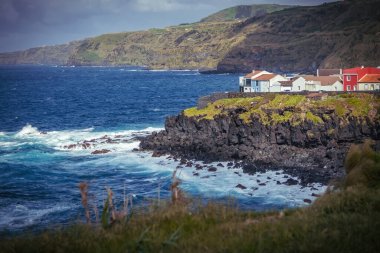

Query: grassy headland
left=184, top=93, right=380, bottom=126
left=1, top=141, right=380, bottom=253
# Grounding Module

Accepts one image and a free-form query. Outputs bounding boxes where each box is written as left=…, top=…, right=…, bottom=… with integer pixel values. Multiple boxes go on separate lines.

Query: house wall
left=280, top=86, right=292, bottom=92
left=259, top=81, right=270, bottom=92
left=291, top=77, right=306, bottom=92
left=305, top=81, right=320, bottom=91
left=343, top=74, right=358, bottom=91
left=358, top=83, right=380, bottom=91
left=269, top=75, right=288, bottom=92
left=319, top=81, right=343, bottom=91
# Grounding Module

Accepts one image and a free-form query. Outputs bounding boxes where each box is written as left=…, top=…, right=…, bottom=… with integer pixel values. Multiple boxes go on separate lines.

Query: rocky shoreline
left=140, top=95, right=380, bottom=186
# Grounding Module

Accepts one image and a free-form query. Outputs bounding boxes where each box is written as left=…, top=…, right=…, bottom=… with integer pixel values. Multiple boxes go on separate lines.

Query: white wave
left=15, top=124, right=41, bottom=137
left=10, top=124, right=164, bottom=154
left=0, top=132, right=5, bottom=136
left=174, top=161, right=326, bottom=207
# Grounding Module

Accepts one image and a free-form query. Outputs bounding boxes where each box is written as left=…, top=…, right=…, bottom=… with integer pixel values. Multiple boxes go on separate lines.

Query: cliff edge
left=140, top=93, right=380, bottom=185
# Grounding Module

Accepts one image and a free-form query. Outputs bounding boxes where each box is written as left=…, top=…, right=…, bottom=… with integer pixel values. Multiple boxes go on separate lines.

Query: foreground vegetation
left=184, top=93, right=380, bottom=125
left=1, top=141, right=380, bottom=253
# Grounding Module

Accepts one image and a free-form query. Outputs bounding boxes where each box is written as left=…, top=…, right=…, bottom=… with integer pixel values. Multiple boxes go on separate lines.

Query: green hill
left=200, top=4, right=294, bottom=22
left=0, top=0, right=379, bottom=73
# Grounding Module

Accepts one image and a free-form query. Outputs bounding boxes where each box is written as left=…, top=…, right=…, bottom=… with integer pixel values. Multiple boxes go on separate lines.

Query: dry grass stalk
left=171, top=168, right=184, bottom=205
left=79, top=182, right=91, bottom=224
left=106, top=188, right=116, bottom=222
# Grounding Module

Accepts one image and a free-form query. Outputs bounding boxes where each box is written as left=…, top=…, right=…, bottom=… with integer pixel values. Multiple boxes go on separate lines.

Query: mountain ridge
left=0, top=1, right=379, bottom=73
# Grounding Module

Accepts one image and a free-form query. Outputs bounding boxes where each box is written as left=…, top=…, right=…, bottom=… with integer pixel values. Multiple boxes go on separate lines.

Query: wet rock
left=208, top=167, right=217, bottom=172
left=227, top=162, right=234, bottom=167
left=256, top=179, right=261, bottom=183
left=193, top=172, right=199, bottom=176
left=236, top=184, right=247, bottom=190
left=152, top=151, right=163, bottom=157
left=303, top=199, right=312, bottom=204
left=259, top=183, right=266, bottom=186
left=186, top=162, right=193, bottom=168
left=132, top=148, right=139, bottom=152
left=91, top=149, right=111, bottom=155
left=195, top=164, right=203, bottom=170
left=284, top=178, right=299, bottom=186
left=277, top=181, right=281, bottom=185
left=217, top=163, right=224, bottom=167
left=312, top=193, right=321, bottom=197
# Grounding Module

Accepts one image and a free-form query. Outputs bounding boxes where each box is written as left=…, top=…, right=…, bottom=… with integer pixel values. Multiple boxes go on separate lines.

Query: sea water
left=0, top=66, right=325, bottom=232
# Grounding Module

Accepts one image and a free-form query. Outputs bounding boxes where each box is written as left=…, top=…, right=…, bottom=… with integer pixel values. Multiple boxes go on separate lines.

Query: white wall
left=291, top=77, right=306, bottom=92
left=358, top=83, right=380, bottom=91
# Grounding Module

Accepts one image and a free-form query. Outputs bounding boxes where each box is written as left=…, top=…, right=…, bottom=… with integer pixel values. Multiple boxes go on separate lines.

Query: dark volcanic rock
left=140, top=106, right=380, bottom=185
left=208, top=167, right=217, bottom=172
left=236, top=184, right=247, bottom=190
left=284, top=178, right=299, bottom=186
left=91, top=149, right=111, bottom=155
left=303, top=199, right=312, bottom=204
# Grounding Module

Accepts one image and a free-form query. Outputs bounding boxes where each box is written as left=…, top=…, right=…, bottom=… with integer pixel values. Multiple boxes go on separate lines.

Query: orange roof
left=358, top=74, right=380, bottom=83
left=252, top=74, right=277, bottom=81
left=245, top=70, right=263, bottom=78
left=301, top=75, right=341, bottom=86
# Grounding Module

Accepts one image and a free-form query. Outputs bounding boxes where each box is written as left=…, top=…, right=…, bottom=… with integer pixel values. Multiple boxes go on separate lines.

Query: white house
left=239, top=70, right=271, bottom=92
left=279, top=77, right=306, bottom=92
left=357, top=74, right=380, bottom=91
left=251, top=74, right=288, bottom=92
left=301, top=75, right=343, bottom=91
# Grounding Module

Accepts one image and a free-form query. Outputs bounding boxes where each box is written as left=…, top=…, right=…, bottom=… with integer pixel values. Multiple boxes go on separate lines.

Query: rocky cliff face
left=140, top=94, right=380, bottom=185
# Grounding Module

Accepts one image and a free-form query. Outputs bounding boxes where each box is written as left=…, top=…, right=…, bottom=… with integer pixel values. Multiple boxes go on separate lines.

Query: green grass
left=184, top=94, right=379, bottom=126
left=1, top=143, right=380, bottom=253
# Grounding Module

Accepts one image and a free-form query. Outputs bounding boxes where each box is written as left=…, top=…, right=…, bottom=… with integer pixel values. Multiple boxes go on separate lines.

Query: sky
left=0, top=0, right=338, bottom=53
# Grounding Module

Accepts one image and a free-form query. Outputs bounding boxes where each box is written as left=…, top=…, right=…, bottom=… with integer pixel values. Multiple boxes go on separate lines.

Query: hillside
left=217, top=0, right=380, bottom=73
left=200, top=4, right=293, bottom=22
left=0, top=1, right=379, bottom=72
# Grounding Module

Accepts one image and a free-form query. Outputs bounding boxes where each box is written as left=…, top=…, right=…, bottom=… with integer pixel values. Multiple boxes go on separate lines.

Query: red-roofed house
left=251, top=73, right=288, bottom=92
left=343, top=67, right=380, bottom=91
left=239, top=70, right=270, bottom=92
left=357, top=74, right=380, bottom=91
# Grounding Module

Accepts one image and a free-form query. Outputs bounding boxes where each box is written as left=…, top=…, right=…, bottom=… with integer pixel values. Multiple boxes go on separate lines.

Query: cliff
left=0, top=1, right=379, bottom=72
left=140, top=93, right=380, bottom=185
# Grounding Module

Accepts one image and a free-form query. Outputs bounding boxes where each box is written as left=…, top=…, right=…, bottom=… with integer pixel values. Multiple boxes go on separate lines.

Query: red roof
left=252, top=74, right=277, bottom=81
left=245, top=70, right=263, bottom=78
left=358, top=74, right=380, bottom=83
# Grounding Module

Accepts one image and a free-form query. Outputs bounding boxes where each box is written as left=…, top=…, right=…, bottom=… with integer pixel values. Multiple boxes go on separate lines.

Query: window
left=298, top=86, right=301, bottom=91
left=347, top=85, right=351, bottom=91
left=347, top=76, right=351, bottom=81
left=364, top=84, right=368, bottom=90
left=245, top=79, right=251, bottom=86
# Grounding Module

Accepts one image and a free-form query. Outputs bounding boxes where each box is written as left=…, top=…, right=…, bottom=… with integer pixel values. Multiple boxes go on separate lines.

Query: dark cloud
left=0, top=0, right=338, bottom=52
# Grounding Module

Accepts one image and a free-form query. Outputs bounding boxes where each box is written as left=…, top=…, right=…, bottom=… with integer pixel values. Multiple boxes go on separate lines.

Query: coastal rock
left=236, top=184, right=247, bottom=190
left=140, top=100, right=380, bottom=185
left=91, top=149, right=111, bottom=155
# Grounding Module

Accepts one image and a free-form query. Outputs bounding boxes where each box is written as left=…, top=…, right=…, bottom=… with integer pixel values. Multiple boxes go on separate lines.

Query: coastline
left=140, top=93, right=380, bottom=186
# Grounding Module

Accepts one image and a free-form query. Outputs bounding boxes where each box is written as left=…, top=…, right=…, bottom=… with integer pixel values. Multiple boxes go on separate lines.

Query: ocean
left=0, top=66, right=325, bottom=233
